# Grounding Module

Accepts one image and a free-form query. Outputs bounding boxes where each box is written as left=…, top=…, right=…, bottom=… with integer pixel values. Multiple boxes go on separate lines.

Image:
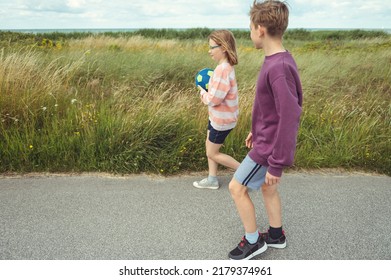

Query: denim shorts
left=234, top=155, right=268, bottom=190
left=208, top=121, right=233, bottom=144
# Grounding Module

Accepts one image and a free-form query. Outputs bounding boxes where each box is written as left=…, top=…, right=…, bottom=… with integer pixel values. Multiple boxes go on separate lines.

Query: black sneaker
left=260, top=230, right=286, bottom=249
left=228, top=234, right=267, bottom=260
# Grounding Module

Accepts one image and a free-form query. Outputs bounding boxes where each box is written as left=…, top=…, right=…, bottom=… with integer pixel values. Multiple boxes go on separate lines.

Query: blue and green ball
left=195, top=68, right=214, bottom=91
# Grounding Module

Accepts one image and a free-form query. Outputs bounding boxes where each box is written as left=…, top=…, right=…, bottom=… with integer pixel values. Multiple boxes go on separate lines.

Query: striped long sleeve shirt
left=200, top=62, right=239, bottom=131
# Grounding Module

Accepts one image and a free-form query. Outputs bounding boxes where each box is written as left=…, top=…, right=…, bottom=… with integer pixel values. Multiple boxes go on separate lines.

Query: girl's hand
left=245, top=132, right=253, bottom=148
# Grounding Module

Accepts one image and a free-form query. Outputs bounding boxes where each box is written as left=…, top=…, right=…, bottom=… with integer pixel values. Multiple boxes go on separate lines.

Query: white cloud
left=0, top=0, right=389, bottom=30
left=67, top=0, right=86, bottom=9
left=289, top=0, right=391, bottom=29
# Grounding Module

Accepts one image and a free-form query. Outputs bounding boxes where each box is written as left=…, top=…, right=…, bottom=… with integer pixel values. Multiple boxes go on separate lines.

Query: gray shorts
left=234, top=155, right=267, bottom=190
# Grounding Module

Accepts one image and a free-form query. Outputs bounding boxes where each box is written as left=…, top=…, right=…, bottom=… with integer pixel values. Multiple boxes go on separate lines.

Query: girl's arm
left=200, top=65, right=230, bottom=106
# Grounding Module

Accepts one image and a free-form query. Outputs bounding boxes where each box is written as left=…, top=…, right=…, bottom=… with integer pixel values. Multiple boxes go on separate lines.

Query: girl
left=193, top=30, right=240, bottom=190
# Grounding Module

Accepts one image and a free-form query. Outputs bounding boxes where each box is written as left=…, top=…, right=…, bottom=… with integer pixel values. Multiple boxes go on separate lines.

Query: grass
left=0, top=29, right=390, bottom=175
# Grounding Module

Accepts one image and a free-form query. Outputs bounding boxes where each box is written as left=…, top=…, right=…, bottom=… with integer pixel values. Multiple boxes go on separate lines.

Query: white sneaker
left=193, top=178, right=219, bottom=190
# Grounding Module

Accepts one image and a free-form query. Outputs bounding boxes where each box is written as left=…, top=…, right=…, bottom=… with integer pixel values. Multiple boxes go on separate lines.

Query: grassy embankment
left=0, top=29, right=390, bottom=175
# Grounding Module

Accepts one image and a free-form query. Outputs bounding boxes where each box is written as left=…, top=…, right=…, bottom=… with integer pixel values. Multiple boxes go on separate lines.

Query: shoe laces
left=239, top=236, right=248, bottom=248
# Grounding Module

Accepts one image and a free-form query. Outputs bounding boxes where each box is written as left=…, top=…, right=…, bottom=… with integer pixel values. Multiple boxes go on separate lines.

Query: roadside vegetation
left=1, top=29, right=390, bottom=175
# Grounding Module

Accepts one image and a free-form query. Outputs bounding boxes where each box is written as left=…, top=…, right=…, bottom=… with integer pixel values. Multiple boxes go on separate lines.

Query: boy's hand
left=245, top=132, right=253, bottom=148
left=265, top=172, right=280, bottom=186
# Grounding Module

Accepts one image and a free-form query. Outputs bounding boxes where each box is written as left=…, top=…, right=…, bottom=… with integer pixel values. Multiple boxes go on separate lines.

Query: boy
left=228, top=0, right=303, bottom=260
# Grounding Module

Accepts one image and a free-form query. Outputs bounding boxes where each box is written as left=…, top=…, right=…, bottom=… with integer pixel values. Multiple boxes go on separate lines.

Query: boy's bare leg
left=229, top=178, right=257, bottom=233
left=261, top=183, right=282, bottom=228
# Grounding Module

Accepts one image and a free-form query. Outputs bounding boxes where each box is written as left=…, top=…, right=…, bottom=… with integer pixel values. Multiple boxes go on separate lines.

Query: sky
left=0, top=0, right=390, bottom=30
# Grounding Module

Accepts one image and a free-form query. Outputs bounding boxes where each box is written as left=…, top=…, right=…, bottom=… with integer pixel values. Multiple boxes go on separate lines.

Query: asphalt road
left=0, top=171, right=390, bottom=260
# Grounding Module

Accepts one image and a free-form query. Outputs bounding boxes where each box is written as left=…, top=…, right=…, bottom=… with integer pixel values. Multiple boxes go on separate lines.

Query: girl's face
left=208, top=39, right=226, bottom=64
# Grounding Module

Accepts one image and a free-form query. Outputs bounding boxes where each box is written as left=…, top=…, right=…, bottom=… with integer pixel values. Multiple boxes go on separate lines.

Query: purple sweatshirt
left=249, top=51, right=303, bottom=177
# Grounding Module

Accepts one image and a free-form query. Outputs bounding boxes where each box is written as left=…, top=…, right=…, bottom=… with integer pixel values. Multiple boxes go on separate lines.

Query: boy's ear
left=253, top=24, right=264, bottom=38
left=258, top=25, right=267, bottom=37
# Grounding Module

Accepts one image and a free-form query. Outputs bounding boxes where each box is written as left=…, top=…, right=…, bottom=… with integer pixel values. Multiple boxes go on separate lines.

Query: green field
left=1, top=29, right=390, bottom=175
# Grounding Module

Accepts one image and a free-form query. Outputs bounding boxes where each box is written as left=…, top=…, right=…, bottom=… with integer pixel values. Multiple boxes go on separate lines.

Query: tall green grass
left=1, top=30, right=390, bottom=175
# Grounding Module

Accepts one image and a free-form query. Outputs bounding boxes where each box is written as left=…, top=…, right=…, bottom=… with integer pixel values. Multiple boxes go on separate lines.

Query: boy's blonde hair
left=250, top=0, right=289, bottom=38
left=208, top=30, right=238, bottom=66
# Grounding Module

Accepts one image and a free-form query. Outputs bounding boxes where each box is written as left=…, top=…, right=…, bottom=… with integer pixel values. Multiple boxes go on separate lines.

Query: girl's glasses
left=209, top=45, right=221, bottom=50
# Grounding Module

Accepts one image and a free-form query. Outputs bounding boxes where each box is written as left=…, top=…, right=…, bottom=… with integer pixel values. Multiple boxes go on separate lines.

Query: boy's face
left=250, top=22, right=263, bottom=50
